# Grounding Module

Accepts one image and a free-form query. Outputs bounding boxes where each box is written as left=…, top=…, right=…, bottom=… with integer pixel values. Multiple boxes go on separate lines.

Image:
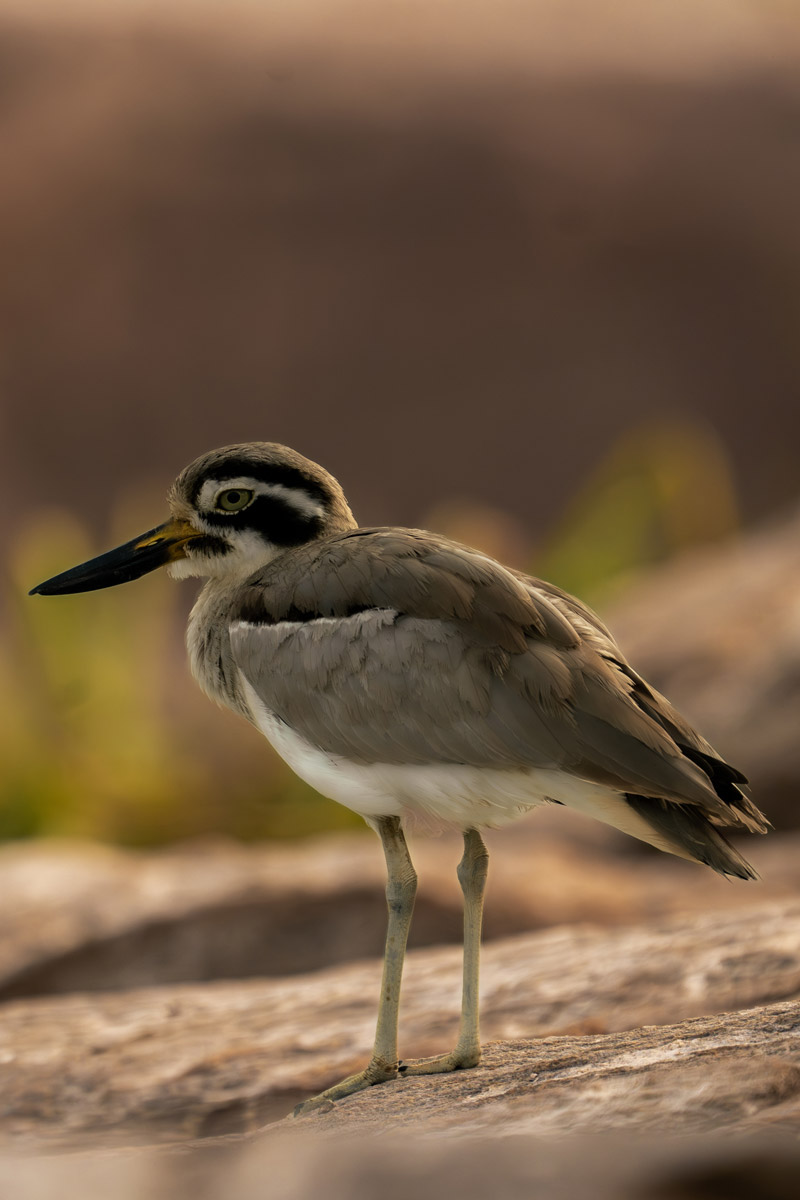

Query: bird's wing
left=229, top=527, right=750, bottom=825
left=509, top=568, right=768, bottom=834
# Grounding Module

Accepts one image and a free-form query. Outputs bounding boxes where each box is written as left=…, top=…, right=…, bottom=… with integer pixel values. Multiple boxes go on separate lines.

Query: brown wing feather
left=231, top=527, right=766, bottom=832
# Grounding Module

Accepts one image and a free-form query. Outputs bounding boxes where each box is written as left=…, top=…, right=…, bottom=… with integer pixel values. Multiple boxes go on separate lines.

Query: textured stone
left=606, top=505, right=800, bottom=829
left=1, top=900, right=798, bottom=1147
left=293, top=1001, right=800, bottom=1139
left=1, top=820, right=796, bottom=999
left=1, top=1131, right=799, bottom=1200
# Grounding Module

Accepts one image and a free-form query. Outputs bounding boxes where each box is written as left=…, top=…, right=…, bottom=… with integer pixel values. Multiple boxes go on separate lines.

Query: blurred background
left=2, top=4, right=800, bottom=1169
left=1, top=0, right=800, bottom=847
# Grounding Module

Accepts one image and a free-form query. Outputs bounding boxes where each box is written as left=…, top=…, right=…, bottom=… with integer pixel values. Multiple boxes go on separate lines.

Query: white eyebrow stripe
left=198, top=476, right=326, bottom=519
left=253, top=482, right=327, bottom=519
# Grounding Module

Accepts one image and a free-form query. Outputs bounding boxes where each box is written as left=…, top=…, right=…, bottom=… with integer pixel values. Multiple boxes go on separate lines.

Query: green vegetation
left=537, top=421, right=738, bottom=605
left=0, top=421, right=738, bottom=845
left=3, top=509, right=361, bottom=844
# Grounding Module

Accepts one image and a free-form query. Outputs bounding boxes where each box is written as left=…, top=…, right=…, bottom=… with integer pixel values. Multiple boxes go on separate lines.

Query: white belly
left=240, top=678, right=685, bottom=850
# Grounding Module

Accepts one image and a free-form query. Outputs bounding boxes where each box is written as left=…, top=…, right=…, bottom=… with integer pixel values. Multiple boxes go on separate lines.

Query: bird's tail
left=623, top=793, right=759, bottom=880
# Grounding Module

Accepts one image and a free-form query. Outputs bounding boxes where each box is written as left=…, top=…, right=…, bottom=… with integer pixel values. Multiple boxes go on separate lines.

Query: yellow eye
left=216, top=488, right=254, bottom=513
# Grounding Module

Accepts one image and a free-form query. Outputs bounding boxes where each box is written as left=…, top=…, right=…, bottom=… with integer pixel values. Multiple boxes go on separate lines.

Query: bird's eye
left=215, top=488, right=254, bottom=513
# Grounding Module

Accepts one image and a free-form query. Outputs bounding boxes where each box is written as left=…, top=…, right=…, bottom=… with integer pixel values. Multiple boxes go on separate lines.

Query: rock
left=606, top=505, right=800, bottom=828
left=292, top=1002, right=800, bottom=1139
left=2, top=820, right=797, bottom=999
left=1, top=900, right=798, bottom=1146
left=1, top=1132, right=800, bottom=1200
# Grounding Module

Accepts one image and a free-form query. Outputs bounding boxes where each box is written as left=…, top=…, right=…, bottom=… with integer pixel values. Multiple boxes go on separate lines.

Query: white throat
left=168, top=529, right=286, bottom=581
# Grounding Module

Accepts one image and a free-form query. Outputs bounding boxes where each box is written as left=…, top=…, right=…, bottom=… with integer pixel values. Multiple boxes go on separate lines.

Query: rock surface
left=606, top=505, right=800, bottom=828
left=2, top=1127, right=800, bottom=1200
left=2, top=819, right=797, bottom=998
left=296, top=1002, right=800, bottom=1139
left=2, top=899, right=798, bottom=1146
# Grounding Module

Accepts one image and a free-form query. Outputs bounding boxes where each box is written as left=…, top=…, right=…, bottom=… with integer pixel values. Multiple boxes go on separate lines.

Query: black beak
left=29, top=519, right=200, bottom=596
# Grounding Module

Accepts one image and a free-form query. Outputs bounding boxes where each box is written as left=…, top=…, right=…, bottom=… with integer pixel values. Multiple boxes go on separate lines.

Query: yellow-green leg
left=400, top=827, right=489, bottom=1075
left=293, top=814, right=418, bottom=1116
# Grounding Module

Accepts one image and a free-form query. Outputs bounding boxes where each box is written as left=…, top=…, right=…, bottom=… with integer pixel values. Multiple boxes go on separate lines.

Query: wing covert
left=229, top=527, right=734, bottom=817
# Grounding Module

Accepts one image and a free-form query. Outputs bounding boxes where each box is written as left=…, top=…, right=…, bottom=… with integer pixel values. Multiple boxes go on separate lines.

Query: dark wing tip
left=624, top=793, right=762, bottom=880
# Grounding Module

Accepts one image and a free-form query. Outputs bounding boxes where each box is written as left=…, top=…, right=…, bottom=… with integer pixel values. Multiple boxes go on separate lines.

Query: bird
left=30, top=441, right=769, bottom=1114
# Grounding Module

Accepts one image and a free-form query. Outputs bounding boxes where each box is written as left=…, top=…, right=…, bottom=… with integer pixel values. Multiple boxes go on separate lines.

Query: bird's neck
left=186, top=578, right=249, bottom=717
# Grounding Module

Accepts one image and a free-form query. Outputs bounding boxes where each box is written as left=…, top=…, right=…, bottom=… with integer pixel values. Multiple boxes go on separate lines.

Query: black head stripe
left=203, top=494, right=323, bottom=545
left=188, top=535, right=232, bottom=558
left=190, top=458, right=330, bottom=509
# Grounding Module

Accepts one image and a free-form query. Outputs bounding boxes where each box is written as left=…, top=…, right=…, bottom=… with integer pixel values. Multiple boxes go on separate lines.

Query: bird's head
left=30, top=442, right=357, bottom=596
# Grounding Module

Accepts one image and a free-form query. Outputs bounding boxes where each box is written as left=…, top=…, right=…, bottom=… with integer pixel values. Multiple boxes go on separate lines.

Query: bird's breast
left=186, top=582, right=253, bottom=717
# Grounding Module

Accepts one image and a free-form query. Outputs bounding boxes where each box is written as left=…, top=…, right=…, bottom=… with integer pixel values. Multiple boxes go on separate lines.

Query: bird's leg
left=293, top=814, right=418, bottom=1115
left=400, top=827, right=488, bottom=1076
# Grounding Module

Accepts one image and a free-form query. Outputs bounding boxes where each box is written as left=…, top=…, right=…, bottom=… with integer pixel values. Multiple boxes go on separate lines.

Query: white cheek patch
left=197, top=476, right=326, bottom=521
left=169, top=528, right=285, bottom=580
left=168, top=557, right=205, bottom=580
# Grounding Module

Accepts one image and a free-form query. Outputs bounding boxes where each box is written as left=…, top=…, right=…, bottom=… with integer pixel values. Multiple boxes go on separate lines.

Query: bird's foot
left=398, top=1044, right=481, bottom=1076
left=292, top=1056, right=399, bottom=1117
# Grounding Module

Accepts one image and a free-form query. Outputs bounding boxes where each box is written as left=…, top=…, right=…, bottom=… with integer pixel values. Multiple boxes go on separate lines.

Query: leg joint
left=385, top=868, right=418, bottom=910
left=457, top=830, right=489, bottom=893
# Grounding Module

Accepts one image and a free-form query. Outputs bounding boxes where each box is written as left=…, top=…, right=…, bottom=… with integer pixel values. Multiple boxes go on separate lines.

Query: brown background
left=1, top=0, right=798, bottom=543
